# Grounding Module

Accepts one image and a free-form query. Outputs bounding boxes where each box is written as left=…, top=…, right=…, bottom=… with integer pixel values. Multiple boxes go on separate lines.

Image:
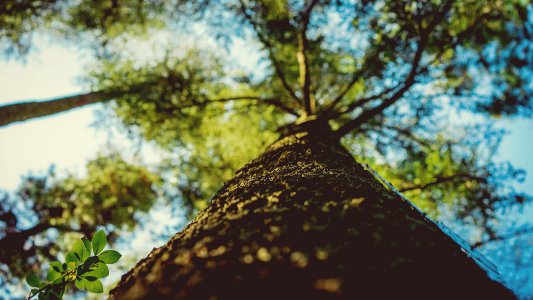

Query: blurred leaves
left=0, top=153, right=159, bottom=281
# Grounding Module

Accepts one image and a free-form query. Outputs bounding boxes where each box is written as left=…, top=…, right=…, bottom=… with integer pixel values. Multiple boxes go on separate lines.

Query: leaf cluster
left=25, top=230, right=122, bottom=300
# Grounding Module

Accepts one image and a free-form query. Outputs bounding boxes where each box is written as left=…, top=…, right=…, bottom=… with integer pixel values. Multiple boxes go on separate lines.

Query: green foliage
left=0, top=153, right=159, bottom=282
left=25, top=230, right=121, bottom=300
left=0, top=0, right=169, bottom=58
left=34, top=153, right=160, bottom=229
left=0, top=0, right=58, bottom=57
left=6, top=0, right=522, bottom=230
left=1, top=0, right=531, bottom=296
left=91, top=230, right=107, bottom=255
left=98, top=250, right=122, bottom=264
left=87, top=52, right=289, bottom=214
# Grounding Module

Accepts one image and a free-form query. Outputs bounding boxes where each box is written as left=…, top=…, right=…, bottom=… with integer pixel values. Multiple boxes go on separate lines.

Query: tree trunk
left=110, top=118, right=514, bottom=299
left=0, top=91, right=114, bottom=127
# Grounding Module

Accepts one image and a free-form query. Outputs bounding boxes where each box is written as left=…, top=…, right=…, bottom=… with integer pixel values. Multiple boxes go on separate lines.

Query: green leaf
left=84, top=278, right=103, bottom=293
left=83, top=256, right=100, bottom=269
left=47, top=269, right=61, bottom=282
left=86, top=262, right=109, bottom=278
left=98, top=250, right=122, bottom=264
left=49, top=261, right=61, bottom=270
left=82, top=237, right=92, bottom=254
left=75, top=277, right=85, bottom=290
left=73, top=239, right=85, bottom=261
left=65, top=252, right=79, bottom=264
left=31, top=288, right=39, bottom=296
left=92, top=230, right=107, bottom=255
left=26, top=273, right=40, bottom=287
left=67, top=262, right=77, bottom=271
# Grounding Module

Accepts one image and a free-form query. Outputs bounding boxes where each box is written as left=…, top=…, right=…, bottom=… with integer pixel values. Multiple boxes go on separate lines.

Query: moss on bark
left=110, top=119, right=514, bottom=299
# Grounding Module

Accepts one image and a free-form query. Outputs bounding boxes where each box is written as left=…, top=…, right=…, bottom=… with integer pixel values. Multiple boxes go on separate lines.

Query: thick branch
left=0, top=91, right=117, bottom=127
left=334, top=0, right=454, bottom=138
left=0, top=222, right=51, bottom=256
left=297, top=32, right=313, bottom=114
left=297, top=0, right=319, bottom=115
left=0, top=79, right=155, bottom=127
left=333, top=81, right=417, bottom=138
left=0, top=91, right=298, bottom=128
left=333, top=44, right=424, bottom=138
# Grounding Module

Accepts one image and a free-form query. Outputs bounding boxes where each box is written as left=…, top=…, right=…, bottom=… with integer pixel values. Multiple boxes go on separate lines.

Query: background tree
left=0, top=0, right=531, bottom=298
left=0, top=154, right=160, bottom=283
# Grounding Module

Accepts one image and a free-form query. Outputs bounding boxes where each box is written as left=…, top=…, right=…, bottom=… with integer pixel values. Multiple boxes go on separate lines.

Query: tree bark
left=0, top=91, right=114, bottom=127
left=110, top=118, right=514, bottom=299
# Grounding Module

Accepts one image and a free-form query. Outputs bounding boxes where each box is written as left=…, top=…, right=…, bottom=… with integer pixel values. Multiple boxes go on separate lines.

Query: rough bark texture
left=0, top=91, right=111, bottom=127
left=110, top=119, right=514, bottom=299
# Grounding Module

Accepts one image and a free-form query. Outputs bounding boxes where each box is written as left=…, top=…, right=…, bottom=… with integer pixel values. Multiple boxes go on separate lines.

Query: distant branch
left=238, top=0, right=302, bottom=106
left=399, top=173, right=486, bottom=193
left=382, top=124, right=432, bottom=148
left=203, top=96, right=299, bottom=116
left=326, top=84, right=399, bottom=120
left=323, top=46, right=384, bottom=114
left=471, top=227, right=533, bottom=249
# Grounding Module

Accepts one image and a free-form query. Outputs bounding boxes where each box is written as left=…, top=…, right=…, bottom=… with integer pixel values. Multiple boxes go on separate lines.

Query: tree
left=0, top=0, right=531, bottom=298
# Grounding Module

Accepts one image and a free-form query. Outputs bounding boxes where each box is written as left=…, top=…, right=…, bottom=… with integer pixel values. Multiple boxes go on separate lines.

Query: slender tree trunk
left=0, top=91, right=115, bottom=127
left=110, top=119, right=514, bottom=299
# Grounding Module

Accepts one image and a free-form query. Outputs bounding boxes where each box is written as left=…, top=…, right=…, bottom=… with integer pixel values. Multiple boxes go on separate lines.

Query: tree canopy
left=0, top=0, right=531, bottom=297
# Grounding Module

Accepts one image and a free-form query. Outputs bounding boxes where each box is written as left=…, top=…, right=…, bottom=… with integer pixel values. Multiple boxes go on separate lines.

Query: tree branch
left=399, top=173, right=486, bottom=193
left=0, top=79, right=156, bottom=127
left=297, top=0, right=319, bottom=115
left=471, top=227, right=533, bottom=249
left=238, top=0, right=302, bottom=106
left=0, top=91, right=117, bottom=127
left=382, top=124, right=432, bottom=148
left=0, top=222, right=51, bottom=254
left=323, top=45, right=384, bottom=114
left=199, top=96, right=299, bottom=116
left=325, top=84, right=399, bottom=120
left=0, top=91, right=298, bottom=128
left=334, top=0, right=454, bottom=138
left=333, top=80, right=417, bottom=138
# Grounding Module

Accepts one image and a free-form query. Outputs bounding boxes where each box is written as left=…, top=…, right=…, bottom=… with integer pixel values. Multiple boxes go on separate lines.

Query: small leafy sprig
left=25, top=230, right=122, bottom=300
